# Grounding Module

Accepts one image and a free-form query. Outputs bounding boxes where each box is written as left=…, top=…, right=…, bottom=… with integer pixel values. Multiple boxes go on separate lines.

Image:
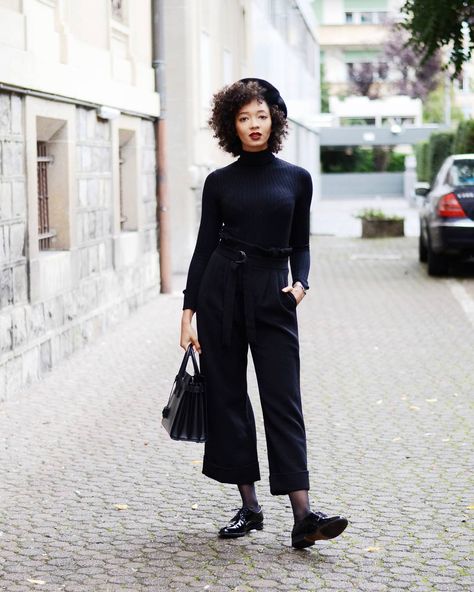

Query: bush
left=416, top=141, right=429, bottom=182
left=428, top=131, right=454, bottom=184
left=386, top=152, right=406, bottom=172
left=453, top=119, right=474, bottom=154
left=354, top=208, right=404, bottom=221
left=321, top=147, right=405, bottom=173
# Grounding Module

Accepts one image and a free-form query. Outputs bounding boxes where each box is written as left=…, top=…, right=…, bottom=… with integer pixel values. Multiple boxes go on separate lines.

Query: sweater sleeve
left=182, top=172, right=222, bottom=311
left=289, top=169, right=312, bottom=290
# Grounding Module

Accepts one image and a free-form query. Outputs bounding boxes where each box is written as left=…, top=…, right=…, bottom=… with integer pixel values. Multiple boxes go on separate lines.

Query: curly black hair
left=208, top=80, right=288, bottom=156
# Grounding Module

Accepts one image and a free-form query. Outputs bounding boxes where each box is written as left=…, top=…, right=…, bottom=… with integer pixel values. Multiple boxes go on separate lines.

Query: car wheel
left=427, top=241, right=449, bottom=276
left=419, top=232, right=428, bottom=263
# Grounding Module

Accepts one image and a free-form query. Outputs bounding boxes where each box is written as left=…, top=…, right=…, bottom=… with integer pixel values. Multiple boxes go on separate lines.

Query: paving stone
left=0, top=237, right=473, bottom=591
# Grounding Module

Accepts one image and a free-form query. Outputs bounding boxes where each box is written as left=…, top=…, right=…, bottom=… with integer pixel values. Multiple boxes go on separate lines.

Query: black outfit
left=183, top=148, right=312, bottom=495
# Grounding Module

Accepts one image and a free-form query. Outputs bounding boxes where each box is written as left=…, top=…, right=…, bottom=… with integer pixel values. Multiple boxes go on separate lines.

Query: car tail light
left=437, top=193, right=467, bottom=218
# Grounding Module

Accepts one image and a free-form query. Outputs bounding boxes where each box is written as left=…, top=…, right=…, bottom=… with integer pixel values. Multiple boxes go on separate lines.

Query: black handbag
left=161, top=344, right=207, bottom=443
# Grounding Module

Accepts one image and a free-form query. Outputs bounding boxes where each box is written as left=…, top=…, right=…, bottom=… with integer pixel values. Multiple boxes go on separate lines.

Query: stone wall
left=0, top=94, right=159, bottom=402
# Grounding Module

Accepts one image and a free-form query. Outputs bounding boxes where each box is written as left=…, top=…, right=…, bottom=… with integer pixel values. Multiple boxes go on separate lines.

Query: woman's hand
left=281, top=283, right=306, bottom=305
left=180, top=309, right=202, bottom=353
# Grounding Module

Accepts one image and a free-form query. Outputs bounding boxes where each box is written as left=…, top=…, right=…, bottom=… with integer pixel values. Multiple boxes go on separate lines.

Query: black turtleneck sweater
left=183, top=148, right=313, bottom=311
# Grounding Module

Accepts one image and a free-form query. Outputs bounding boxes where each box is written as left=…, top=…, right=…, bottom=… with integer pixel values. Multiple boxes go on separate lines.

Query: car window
left=451, top=160, right=474, bottom=186
left=447, top=167, right=456, bottom=186
left=434, top=161, right=450, bottom=188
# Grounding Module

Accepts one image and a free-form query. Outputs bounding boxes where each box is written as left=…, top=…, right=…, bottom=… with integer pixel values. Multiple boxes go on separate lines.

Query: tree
left=401, top=0, right=474, bottom=77
left=348, top=63, right=387, bottom=98
left=348, top=25, right=442, bottom=101
left=383, top=26, right=442, bottom=100
left=423, top=85, right=464, bottom=123
left=320, top=64, right=330, bottom=113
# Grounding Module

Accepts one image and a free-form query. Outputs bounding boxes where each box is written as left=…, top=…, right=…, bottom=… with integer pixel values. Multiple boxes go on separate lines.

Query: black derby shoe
left=218, top=506, right=264, bottom=538
left=292, top=511, right=348, bottom=549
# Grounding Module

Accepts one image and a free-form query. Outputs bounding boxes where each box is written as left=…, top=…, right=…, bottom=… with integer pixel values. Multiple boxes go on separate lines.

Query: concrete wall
left=321, top=172, right=404, bottom=198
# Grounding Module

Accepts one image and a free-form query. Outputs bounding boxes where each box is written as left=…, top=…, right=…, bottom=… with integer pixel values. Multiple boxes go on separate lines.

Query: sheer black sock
left=289, top=489, right=311, bottom=522
left=238, top=483, right=260, bottom=513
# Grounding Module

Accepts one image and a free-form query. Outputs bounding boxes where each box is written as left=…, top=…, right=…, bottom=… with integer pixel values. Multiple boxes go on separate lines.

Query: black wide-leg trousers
left=196, top=244, right=309, bottom=496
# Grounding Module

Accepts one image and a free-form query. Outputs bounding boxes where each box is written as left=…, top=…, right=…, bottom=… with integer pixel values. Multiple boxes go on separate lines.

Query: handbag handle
left=177, top=344, right=200, bottom=378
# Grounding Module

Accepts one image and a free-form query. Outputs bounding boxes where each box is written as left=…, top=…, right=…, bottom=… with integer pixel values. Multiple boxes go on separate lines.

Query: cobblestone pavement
left=1, top=237, right=473, bottom=592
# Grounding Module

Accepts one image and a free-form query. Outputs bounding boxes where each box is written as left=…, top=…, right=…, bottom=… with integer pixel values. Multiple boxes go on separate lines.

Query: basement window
left=37, top=141, right=56, bottom=250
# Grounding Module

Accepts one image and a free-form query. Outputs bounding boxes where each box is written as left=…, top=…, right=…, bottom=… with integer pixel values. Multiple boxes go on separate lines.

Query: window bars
left=37, top=142, right=56, bottom=250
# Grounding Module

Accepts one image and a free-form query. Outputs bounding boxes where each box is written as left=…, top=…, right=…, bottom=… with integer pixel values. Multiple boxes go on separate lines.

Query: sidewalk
left=0, top=236, right=473, bottom=592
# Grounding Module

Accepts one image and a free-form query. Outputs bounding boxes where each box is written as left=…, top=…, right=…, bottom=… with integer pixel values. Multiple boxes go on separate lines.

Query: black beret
left=239, top=78, right=288, bottom=118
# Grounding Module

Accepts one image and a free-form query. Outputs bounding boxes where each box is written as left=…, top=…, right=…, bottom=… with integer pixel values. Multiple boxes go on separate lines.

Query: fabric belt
left=216, top=238, right=292, bottom=347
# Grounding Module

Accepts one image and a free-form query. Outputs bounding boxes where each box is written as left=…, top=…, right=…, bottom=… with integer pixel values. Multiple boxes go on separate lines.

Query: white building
left=165, top=0, right=321, bottom=274
left=313, top=0, right=404, bottom=96
left=329, top=95, right=422, bottom=127
left=0, top=0, right=160, bottom=399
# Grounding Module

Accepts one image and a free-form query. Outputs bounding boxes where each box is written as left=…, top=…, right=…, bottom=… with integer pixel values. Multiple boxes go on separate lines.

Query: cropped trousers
left=196, top=241, right=309, bottom=496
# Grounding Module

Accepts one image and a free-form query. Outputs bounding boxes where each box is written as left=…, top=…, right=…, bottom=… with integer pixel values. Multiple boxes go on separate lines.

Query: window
left=35, top=116, right=70, bottom=251
left=36, top=142, right=55, bottom=250
left=345, top=12, right=353, bottom=23
left=360, top=12, right=373, bottom=23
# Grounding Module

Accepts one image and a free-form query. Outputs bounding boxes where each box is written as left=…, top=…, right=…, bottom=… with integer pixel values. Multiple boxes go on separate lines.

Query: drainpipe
left=152, top=0, right=172, bottom=293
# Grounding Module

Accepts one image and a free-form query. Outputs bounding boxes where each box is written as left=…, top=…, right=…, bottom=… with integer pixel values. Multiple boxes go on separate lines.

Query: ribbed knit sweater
left=183, top=148, right=313, bottom=311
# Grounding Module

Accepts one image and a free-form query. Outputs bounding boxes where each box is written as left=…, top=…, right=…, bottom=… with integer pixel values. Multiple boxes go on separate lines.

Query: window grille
left=119, top=148, right=127, bottom=228
left=37, top=142, right=56, bottom=250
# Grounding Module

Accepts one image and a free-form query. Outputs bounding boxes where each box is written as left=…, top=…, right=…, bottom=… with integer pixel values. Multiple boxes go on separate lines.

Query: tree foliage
left=401, top=0, right=474, bottom=77
left=453, top=119, right=474, bottom=153
left=383, top=26, right=442, bottom=100
left=349, top=24, right=442, bottom=100
left=320, top=64, right=330, bottom=113
left=428, top=131, right=455, bottom=184
left=348, top=63, right=388, bottom=99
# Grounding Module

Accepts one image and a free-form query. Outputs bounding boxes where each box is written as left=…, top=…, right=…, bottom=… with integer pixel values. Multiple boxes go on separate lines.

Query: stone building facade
left=0, top=0, right=160, bottom=400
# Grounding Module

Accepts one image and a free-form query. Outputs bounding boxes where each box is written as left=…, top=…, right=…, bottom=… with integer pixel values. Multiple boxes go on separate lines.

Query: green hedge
left=416, top=119, right=474, bottom=184
left=453, top=119, right=474, bottom=154
left=427, top=132, right=455, bottom=184
left=321, top=147, right=406, bottom=173
left=416, top=141, right=429, bottom=182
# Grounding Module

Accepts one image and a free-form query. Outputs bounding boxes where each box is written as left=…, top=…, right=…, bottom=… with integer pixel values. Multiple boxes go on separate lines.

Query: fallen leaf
left=191, top=460, right=201, bottom=464
left=442, top=438, right=451, bottom=442
left=365, top=546, right=381, bottom=552
left=392, top=437, right=401, bottom=442
left=27, top=580, right=46, bottom=585
left=409, top=405, right=420, bottom=411
left=191, top=503, right=198, bottom=510
left=425, top=398, right=437, bottom=403
left=114, top=504, right=128, bottom=511
left=467, top=505, right=474, bottom=510
left=376, top=400, right=383, bottom=405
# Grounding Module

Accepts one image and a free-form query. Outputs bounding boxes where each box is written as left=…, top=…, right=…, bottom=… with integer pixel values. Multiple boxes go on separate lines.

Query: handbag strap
left=177, top=344, right=200, bottom=378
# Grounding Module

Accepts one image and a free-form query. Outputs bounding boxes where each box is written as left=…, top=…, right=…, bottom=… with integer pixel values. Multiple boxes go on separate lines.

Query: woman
left=180, top=78, right=348, bottom=549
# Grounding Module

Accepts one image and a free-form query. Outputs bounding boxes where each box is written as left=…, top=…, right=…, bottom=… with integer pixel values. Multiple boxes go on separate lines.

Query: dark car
left=417, top=155, right=474, bottom=275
